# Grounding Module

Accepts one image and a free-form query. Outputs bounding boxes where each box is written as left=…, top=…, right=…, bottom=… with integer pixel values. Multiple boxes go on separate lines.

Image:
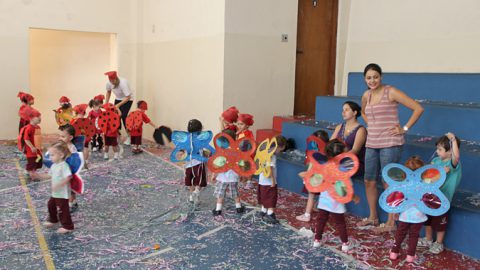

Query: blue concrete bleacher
left=277, top=72, right=480, bottom=259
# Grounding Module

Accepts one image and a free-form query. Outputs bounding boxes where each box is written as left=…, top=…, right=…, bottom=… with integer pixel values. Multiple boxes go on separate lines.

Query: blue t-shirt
left=432, top=157, right=462, bottom=202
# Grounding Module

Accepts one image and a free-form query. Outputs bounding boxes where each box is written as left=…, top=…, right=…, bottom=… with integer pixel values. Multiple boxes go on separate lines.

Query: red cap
left=138, top=100, right=148, bottom=110
left=94, top=94, right=105, bottom=103
left=104, top=71, right=118, bottom=81
left=20, top=106, right=41, bottom=121
left=73, top=104, right=88, bottom=115
left=238, top=113, right=254, bottom=126
left=17, top=91, right=34, bottom=103
left=221, top=106, right=239, bottom=123
left=59, top=96, right=70, bottom=103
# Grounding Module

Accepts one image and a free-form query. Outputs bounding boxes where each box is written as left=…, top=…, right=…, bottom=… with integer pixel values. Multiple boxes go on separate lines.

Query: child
left=102, top=103, right=121, bottom=160
left=58, top=124, right=82, bottom=210
left=297, top=130, right=330, bottom=222
left=184, top=119, right=208, bottom=203
left=390, top=156, right=426, bottom=263
left=312, top=139, right=360, bottom=252
left=257, top=135, right=287, bottom=224
left=72, top=104, right=91, bottom=168
left=17, top=91, right=34, bottom=132
left=54, top=96, right=74, bottom=126
left=418, top=132, right=461, bottom=254
left=236, top=113, right=255, bottom=189
left=20, top=107, right=43, bottom=180
left=220, top=106, right=239, bottom=132
left=127, top=101, right=157, bottom=154
left=212, top=129, right=245, bottom=216
left=88, top=96, right=104, bottom=152
left=41, top=141, right=74, bottom=234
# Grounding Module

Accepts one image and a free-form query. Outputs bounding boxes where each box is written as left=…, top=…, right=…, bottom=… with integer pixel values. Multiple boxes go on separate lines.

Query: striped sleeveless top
left=365, top=86, right=404, bottom=148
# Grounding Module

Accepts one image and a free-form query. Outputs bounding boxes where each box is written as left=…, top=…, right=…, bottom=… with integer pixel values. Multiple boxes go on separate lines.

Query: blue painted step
left=347, top=72, right=480, bottom=104
left=315, top=96, right=480, bottom=142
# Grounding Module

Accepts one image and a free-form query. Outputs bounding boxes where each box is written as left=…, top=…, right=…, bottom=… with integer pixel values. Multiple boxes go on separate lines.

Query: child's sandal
left=357, top=218, right=379, bottom=227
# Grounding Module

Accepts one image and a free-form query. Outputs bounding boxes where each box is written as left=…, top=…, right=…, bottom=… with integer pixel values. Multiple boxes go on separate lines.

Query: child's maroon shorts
left=26, top=156, right=43, bottom=171
left=425, top=211, right=449, bottom=232
left=184, top=163, right=207, bottom=187
left=105, top=136, right=118, bottom=146
left=257, top=184, right=278, bottom=208
left=130, top=136, right=142, bottom=145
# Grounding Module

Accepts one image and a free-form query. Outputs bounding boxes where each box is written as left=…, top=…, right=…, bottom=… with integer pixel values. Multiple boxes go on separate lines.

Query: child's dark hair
left=61, top=103, right=72, bottom=110
left=405, top=155, right=425, bottom=171
left=89, top=99, right=102, bottom=108
left=188, top=119, right=203, bottom=133
left=58, top=124, right=76, bottom=138
left=50, top=141, right=71, bottom=159
left=436, top=135, right=461, bottom=151
left=363, top=63, right=382, bottom=76
left=344, top=101, right=361, bottom=119
left=325, top=139, right=347, bottom=158
left=313, top=130, right=329, bottom=143
left=275, top=135, right=287, bottom=151
left=222, top=129, right=236, bottom=140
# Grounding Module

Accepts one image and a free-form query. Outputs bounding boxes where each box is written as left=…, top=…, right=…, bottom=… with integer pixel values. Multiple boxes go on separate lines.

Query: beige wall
left=336, top=0, right=480, bottom=95
left=0, top=0, right=137, bottom=139
left=224, top=0, right=298, bottom=132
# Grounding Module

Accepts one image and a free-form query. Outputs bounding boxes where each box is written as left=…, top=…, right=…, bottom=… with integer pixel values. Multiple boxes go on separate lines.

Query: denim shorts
left=364, top=146, right=403, bottom=182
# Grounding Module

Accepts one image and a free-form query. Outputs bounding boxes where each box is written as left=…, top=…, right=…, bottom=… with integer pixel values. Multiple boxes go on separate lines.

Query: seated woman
left=330, top=101, right=366, bottom=177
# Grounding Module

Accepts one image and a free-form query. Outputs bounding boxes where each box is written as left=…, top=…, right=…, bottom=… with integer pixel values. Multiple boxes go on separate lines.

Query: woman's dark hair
left=187, top=119, right=203, bottom=133
left=436, top=135, right=461, bottom=151
left=344, top=101, right=361, bottom=119
left=58, top=124, right=76, bottom=138
left=89, top=99, right=102, bottom=108
left=313, top=130, right=329, bottom=143
left=325, top=139, right=347, bottom=158
left=363, top=63, right=382, bottom=76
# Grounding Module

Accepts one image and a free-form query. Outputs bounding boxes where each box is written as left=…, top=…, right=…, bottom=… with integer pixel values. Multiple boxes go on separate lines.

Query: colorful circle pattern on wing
left=378, top=164, right=450, bottom=216
left=301, top=152, right=359, bottom=204
left=207, top=132, right=257, bottom=177
left=170, top=130, right=216, bottom=163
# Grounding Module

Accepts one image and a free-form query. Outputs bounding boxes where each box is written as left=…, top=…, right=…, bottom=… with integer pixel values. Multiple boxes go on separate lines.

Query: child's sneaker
left=57, top=227, right=73, bottom=234
left=417, top=237, right=433, bottom=248
left=257, top=211, right=267, bottom=218
left=429, top=242, right=444, bottom=254
left=103, top=153, right=109, bottom=160
left=263, top=213, right=279, bottom=224
left=389, top=252, right=399, bottom=260
left=189, top=194, right=194, bottom=203
left=296, top=213, right=311, bottom=222
left=124, top=136, right=131, bottom=145
left=406, top=255, right=416, bottom=263
left=113, top=153, right=119, bottom=160
left=212, top=209, right=222, bottom=216
left=236, top=205, right=245, bottom=214
left=313, top=240, right=321, bottom=248
left=92, top=147, right=98, bottom=152
left=43, top=221, right=56, bottom=228
left=341, top=242, right=351, bottom=252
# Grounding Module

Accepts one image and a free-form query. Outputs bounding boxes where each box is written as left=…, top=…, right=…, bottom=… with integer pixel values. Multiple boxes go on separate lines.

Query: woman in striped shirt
left=357, top=63, right=424, bottom=233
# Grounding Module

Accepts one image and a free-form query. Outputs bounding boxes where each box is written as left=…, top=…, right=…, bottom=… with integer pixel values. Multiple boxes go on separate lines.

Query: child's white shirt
left=259, top=155, right=277, bottom=186
left=216, top=169, right=239, bottom=183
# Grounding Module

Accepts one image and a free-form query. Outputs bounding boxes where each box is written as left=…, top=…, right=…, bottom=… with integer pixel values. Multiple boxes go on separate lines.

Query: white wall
left=336, top=0, right=480, bottom=95
left=138, top=0, right=226, bottom=135
left=0, top=0, right=137, bottom=139
left=224, top=0, right=298, bottom=132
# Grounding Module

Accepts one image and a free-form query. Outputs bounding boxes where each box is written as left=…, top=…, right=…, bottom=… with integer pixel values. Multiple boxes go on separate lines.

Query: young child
left=54, top=96, right=74, bottom=126
left=184, top=119, right=208, bottom=203
left=220, top=106, right=239, bottom=132
left=390, top=156, right=426, bottom=263
left=312, top=139, right=360, bottom=252
left=20, top=107, right=43, bottom=180
left=41, top=141, right=74, bottom=234
left=127, top=101, right=157, bottom=154
left=297, top=130, right=330, bottom=222
left=88, top=96, right=104, bottom=152
left=58, top=124, right=82, bottom=210
left=72, top=104, right=91, bottom=168
left=212, top=129, right=245, bottom=216
left=418, top=132, right=461, bottom=254
left=236, top=113, right=255, bottom=189
left=102, top=103, right=121, bottom=160
left=17, top=91, right=34, bottom=132
left=257, top=135, right=287, bottom=224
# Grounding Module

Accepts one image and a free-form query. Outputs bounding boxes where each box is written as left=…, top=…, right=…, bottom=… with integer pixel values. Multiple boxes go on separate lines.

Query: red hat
left=17, top=91, right=34, bottom=103
left=238, top=113, right=254, bottom=126
left=104, top=71, right=118, bottom=81
left=73, top=104, right=88, bottom=115
left=20, top=106, right=41, bottom=121
left=138, top=100, right=148, bottom=110
left=221, top=106, right=239, bottom=123
left=59, top=96, right=70, bottom=103
left=94, top=94, right=105, bottom=102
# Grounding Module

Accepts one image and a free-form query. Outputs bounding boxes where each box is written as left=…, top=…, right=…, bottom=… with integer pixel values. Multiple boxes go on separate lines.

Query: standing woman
left=104, top=71, right=134, bottom=145
left=358, top=63, right=424, bottom=232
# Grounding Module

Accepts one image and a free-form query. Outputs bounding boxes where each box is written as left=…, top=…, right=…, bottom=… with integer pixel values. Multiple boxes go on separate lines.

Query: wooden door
left=294, top=0, right=338, bottom=116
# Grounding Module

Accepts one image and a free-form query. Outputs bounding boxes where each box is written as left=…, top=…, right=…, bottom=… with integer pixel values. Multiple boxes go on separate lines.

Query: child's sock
left=235, top=202, right=242, bottom=208
left=114, top=152, right=119, bottom=159
left=267, top=209, right=274, bottom=215
left=261, top=206, right=267, bottom=213
left=216, top=203, right=222, bottom=211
